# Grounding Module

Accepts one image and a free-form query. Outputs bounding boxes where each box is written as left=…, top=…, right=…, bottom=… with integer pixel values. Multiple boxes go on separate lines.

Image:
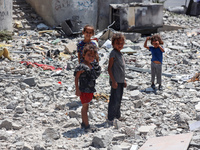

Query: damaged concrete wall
left=26, top=0, right=143, bottom=31
left=52, top=0, right=98, bottom=29
left=109, top=3, right=163, bottom=33
left=26, top=0, right=98, bottom=29
left=0, top=0, right=12, bottom=31
left=25, top=0, right=54, bottom=26
left=98, top=0, right=143, bottom=30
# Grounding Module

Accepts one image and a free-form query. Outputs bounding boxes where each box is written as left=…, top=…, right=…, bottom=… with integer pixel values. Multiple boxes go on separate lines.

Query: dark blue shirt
left=149, top=46, right=164, bottom=64
left=77, top=41, right=96, bottom=63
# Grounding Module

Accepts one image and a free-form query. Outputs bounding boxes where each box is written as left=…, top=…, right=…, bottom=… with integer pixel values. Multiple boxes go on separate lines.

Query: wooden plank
left=139, top=133, right=193, bottom=150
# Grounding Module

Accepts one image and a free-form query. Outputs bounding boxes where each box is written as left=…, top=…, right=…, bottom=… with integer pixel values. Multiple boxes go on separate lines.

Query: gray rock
left=22, top=77, right=36, bottom=86
left=68, top=110, right=81, bottom=118
left=0, top=120, right=12, bottom=130
left=34, top=145, right=45, bottom=150
left=7, top=101, right=18, bottom=110
left=15, top=106, right=24, bottom=114
left=42, top=128, right=60, bottom=140
left=63, top=118, right=79, bottom=128
left=92, top=129, right=113, bottom=148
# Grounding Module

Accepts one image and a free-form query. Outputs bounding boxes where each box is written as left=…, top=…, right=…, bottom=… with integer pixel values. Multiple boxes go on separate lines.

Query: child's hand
left=75, top=89, right=81, bottom=96
left=112, top=81, right=118, bottom=89
left=124, top=80, right=127, bottom=88
left=146, top=37, right=151, bottom=40
left=80, top=70, right=85, bottom=74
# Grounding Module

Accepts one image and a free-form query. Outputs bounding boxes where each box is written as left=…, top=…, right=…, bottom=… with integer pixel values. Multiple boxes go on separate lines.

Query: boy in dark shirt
left=107, top=33, right=127, bottom=123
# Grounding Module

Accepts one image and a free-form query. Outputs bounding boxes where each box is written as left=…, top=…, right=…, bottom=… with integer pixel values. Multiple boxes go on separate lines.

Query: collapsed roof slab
left=139, top=133, right=193, bottom=150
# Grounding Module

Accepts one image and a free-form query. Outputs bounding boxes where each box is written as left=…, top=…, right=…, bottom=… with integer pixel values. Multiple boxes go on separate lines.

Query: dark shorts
left=80, top=92, right=93, bottom=104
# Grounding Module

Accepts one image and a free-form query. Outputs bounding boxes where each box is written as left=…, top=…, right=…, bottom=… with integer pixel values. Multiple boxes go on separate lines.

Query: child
left=77, top=25, right=99, bottom=63
left=107, top=33, right=127, bottom=123
left=74, top=43, right=101, bottom=130
left=144, top=34, right=165, bottom=90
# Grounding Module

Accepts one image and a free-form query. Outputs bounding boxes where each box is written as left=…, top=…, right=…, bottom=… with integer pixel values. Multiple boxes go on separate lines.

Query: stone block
left=92, top=129, right=113, bottom=148
left=138, top=124, right=156, bottom=134
left=23, top=77, right=36, bottom=86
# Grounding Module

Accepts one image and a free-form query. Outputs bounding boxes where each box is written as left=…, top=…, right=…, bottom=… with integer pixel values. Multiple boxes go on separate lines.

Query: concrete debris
left=1, top=4, right=200, bottom=150
left=37, top=23, right=49, bottom=30
left=167, top=6, right=186, bottom=14
left=61, top=20, right=81, bottom=36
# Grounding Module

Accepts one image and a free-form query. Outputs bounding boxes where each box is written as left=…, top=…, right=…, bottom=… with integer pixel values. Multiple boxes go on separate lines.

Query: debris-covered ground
left=1, top=10, right=200, bottom=150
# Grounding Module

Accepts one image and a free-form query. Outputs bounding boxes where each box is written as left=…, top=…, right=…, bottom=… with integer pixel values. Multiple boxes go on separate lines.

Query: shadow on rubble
left=140, top=87, right=157, bottom=95
left=66, top=101, right=82, bottom=110
left=62, top=127, right=85, bottom=138
left=62, top=122, right=108, bottom=138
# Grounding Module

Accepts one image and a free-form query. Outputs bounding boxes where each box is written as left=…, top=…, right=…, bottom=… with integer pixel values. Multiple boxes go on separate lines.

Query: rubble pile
left=0, top=10, right=200, bottom=150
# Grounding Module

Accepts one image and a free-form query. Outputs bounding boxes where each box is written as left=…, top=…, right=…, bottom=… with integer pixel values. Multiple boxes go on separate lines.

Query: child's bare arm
left=158, top=45, right=165, bottom=52
left=75, top=70, right=84, bottom=96
left=144, top=37, right=150, bottom=50
left=124, top=80, right=127, bottom=88
left=78, top=52, right=81, bottom=63
left=96, top=53, right=99, bottom=62
left=108, top=57, right=118, bottom=89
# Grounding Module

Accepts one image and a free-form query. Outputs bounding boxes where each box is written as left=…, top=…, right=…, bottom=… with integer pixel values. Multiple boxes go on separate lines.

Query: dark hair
left=151, top=34, right=163, bottom=45
left=83, top=25, right=94, bottom=34
left=111, top=33, right=125, bottom=45
left=83, top=43, right=98, bottom=59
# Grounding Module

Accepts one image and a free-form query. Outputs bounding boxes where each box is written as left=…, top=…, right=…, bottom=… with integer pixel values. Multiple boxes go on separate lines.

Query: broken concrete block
left=102, top=39, right=112, bottom=49
left=63, top=118, right=79, bottom=128
left=42, top=128, right=60, bottom=140
left=121, top=47, right=136, bottom=54
left=92, top=129, right=113, bottom=148
left=61, top=20, right=81, bottom=36
left=63, top=41, right=77, bottom=54
left=113, top=134, right=127, bottom=141
left=138, top=124, right=156, bottom=135
left=0, top=120, right=13, bottom=130
left=112, top=143, right=131, bottom=150
left=134, top=100, right=142, bottom=108
left=22, top=77, right=36, bottom=86
left=37, top=23, right=49, bottom=30
left=188, top=120, right=200, bottom=131
left=68, top=110, right=81, bottom=118
left=130, top=90, right=141, bottom=100
left=130, top=144, right=138, bottom=150
left=99, top=29, right=114, bottom=40
left=167, top=6, right=186, bottom=14
left=37, top=82, right=52, bottom=88
left=195, top=102, right=200, bottom=111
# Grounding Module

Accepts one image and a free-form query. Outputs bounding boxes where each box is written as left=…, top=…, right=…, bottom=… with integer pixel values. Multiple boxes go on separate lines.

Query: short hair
left=82, top=43, right=98, bottom=58
left=83, top=25, right=94, bottom=34
left=151, top=34, right=163, bottom=45
left=111, top=33, right=125, bottom=45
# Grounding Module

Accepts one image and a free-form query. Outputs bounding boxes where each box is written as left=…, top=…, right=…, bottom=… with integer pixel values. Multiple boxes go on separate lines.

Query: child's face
left=113, top=39, right=124, bottom=51
left=83, top=27, right=94, bottom=40
left=152, top=41, right=159, bottom=48
left=83, top=51, right=96, bottom=63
